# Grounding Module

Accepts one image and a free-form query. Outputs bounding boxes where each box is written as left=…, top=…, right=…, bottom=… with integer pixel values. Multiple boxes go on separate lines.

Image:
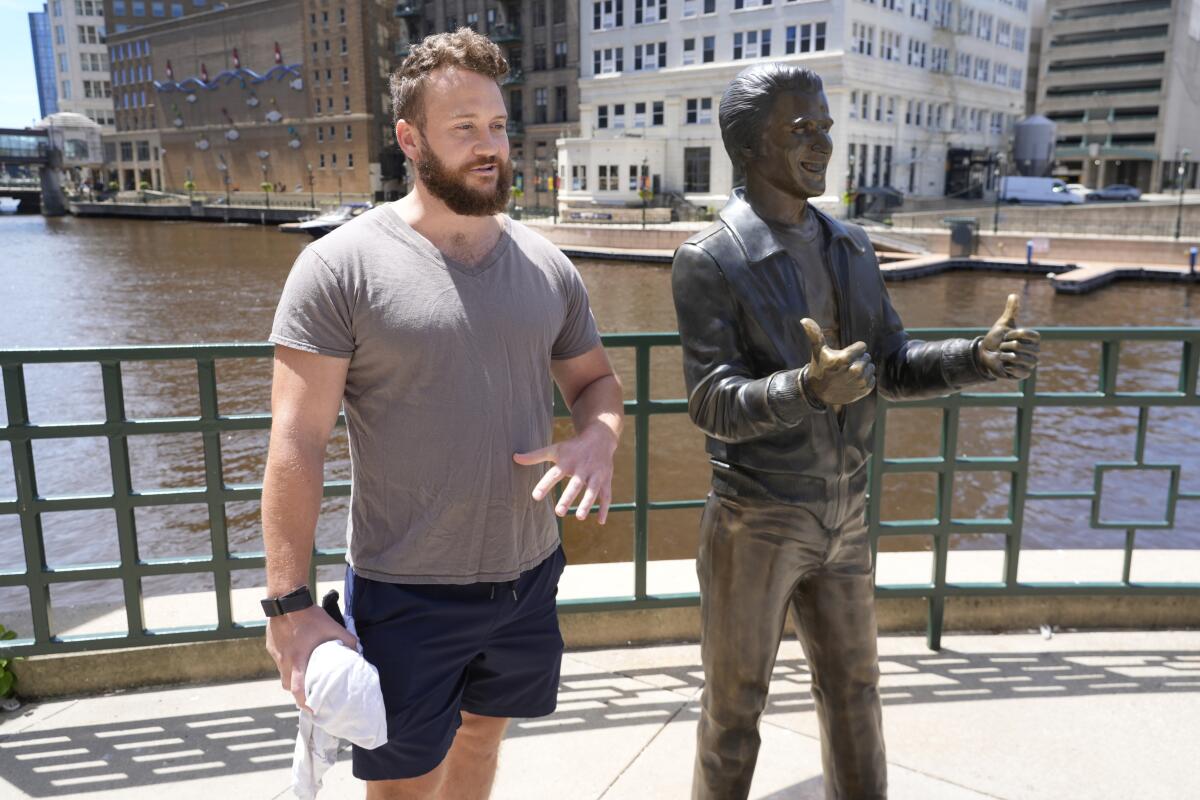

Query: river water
left=2, top=214, right=1199, bottom=615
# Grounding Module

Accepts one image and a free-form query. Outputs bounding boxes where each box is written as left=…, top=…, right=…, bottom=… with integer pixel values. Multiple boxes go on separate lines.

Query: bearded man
left=261, top=29, right=623, bottom=800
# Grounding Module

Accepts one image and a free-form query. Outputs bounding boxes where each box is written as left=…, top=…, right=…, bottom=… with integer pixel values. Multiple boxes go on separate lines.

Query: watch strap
left=261, top=585, right=314, bottom=617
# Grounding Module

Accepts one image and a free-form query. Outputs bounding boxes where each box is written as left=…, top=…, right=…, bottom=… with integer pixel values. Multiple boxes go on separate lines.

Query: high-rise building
left=401, top=0, right=581, bottom=209
left=1035, top=0, right=1200, bottom=192
left=46, top=0, right=114, bottom=129
left=560, top=0, right=1033, bottom=215
left=101, top=0, right=405, bottom=198
left=29, top=5, right=60, bottom=119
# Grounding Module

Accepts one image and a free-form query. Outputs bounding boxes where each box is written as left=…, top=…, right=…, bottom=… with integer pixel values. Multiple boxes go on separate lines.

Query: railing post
left=2, top=364, right=52, bottom=647
left=196, top=358, right=234, bottom=632
left=634, top=344, right=650, bottom=601
left=101, top=360, right=146, bottom=639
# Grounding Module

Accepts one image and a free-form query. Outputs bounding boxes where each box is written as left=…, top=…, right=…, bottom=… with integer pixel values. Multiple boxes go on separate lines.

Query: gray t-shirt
left=269, top=204, right=601, bottom=584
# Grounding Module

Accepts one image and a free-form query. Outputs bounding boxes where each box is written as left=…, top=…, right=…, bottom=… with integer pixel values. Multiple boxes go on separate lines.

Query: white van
left=999, top=177, right=1084, bottom=205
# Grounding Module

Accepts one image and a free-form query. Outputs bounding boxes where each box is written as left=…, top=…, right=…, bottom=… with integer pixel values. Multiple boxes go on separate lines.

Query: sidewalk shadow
left=1, top=648, right=1197, bottom=796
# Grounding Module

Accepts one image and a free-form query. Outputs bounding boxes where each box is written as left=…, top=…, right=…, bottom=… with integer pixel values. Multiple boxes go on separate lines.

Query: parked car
left=1065, top=183, right=1091, bottom=197
left=1087, top=184, right=1142, bottom=202
left=999, top=177, right=1085, bottom=205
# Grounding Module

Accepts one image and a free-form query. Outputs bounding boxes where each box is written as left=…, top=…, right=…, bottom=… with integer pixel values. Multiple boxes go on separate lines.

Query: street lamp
left=307, top=162, right=315, bottom=208
left=261, top=162, right=270, bottom=210
left=845, top=151, right=856, bottom=220
left=992, top=153, right=1006, bottom=235
left=336, top=168, right=343, bottom=205
left=1176, top=147, right=1191, bottom=241
left=216, top=157, right=230, bottom=208
left=551, top=158, right=558, bottom=225
left=640, top=156, right=649, bottom=230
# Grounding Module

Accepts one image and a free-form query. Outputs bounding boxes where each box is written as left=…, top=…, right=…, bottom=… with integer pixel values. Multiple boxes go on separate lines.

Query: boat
left=279, top=202, right=372, bottom=238
left=0, top=197, right=20, bottom=215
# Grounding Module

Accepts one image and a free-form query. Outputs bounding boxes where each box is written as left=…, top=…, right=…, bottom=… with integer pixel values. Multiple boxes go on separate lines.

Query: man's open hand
left=977, top=294, right=1040, bottom=380
left=800, top=318, right=876, bottom=406
left=265, top=604, right=358, bottom=711
left=514, top=426, right=617, bottom=523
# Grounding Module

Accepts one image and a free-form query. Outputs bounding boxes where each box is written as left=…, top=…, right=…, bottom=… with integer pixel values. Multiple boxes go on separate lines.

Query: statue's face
left=746, top=89, right=833, bottom=201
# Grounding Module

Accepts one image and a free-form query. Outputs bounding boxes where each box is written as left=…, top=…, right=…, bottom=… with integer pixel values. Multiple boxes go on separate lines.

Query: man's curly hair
left=390, top=28, right=509, bottom=130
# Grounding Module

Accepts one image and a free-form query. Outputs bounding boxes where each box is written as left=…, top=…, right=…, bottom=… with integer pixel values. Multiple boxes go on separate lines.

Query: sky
left=1, top=1, right=52, bottom=129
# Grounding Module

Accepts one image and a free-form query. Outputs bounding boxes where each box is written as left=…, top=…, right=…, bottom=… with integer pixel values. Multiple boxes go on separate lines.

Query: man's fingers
left=598, top=490, right=611, bottom=525
left=1003, top=328, right=1040, bottom=344
left=837, top=342, right=869, bottom=364
left=576, top=485, right=599, bottom=521
left=860, top=361, right=877, bottom=386
left=290, top=669, right=311, bottom=712
left=994, top=293, right=1020, bottom=330
left=801, top=318, right=827, bottom=364
left=999, top=339, right=1039, bottom=354
left=513, top=446, right=556, bottom=466
left=532, top=465, right=564, bottom=501
left=556, top=475, right=586, bottom=517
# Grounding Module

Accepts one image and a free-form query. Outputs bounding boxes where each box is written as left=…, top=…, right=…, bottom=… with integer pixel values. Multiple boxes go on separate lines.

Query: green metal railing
left=2, top=329, right=1199, bottom=656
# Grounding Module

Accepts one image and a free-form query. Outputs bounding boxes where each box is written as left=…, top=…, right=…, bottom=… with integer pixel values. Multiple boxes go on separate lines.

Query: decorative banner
left=274, top=42, right=282, bottom=65
left=265, top=97, right=282, bottom=123
left=232, top=48, right=241, bottom=69
left=195, top=136, right=210, bottom=151
left=287, top=125, right=301, bottom=149
left=186, top=93, right=197, bottom=103
left=256, top=150, right=270, bottom=159
left=290, top=77, right=304, bottom=91
left=200, top=63, right=209, bottom=83
left=165, top=60, right=174, bottom=80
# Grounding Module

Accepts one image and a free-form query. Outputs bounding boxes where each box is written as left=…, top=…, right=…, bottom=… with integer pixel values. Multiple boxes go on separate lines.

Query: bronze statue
left=671, top=64, right=1040, bottom=800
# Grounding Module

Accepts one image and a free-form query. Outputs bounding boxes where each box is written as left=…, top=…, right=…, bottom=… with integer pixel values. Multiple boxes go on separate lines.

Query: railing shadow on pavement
left=1, top=647, right=1197, bottom=796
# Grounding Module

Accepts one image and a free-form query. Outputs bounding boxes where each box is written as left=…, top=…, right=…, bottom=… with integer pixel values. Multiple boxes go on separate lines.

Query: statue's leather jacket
left=671, top=189, right=991, bottom=512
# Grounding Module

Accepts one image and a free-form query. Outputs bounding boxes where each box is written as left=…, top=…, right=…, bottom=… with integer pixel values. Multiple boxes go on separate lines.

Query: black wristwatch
left=261, top=585, right=314, bottom=617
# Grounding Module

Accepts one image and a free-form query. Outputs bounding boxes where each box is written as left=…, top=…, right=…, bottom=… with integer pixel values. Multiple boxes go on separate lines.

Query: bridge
left=0, top=128, right=65, bottom=215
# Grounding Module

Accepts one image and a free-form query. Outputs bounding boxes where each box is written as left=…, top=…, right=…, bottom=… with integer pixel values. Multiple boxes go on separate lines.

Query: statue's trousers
left=692, top=490, right=887, bottom=800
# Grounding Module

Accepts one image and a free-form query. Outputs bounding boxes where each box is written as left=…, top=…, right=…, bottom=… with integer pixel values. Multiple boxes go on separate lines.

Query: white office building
left=559, top=0, right=1034, bottom=214
left=46, top=0, right=115, bottom=130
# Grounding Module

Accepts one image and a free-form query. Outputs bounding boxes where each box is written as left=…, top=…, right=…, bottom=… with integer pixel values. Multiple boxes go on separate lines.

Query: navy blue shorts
left=343, top=546, right=566, bottom=781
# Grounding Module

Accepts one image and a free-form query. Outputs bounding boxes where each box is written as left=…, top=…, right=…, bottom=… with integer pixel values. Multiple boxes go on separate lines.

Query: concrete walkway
left=1, top=630, right=1197, bottom=799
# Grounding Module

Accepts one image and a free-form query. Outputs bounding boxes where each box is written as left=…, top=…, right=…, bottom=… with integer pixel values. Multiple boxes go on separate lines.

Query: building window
left=976, top=12, right=992, bottom=42
left=598, top=163, right=619, bottom=190
left=317, top=127, right=324, bottom=142
left=319, top=153, right=325, bottom=168
left=340, top=38, right=348, bottom=54
left=554, top=41, right=567, bottom=69
left=652, top=100, right=664, bottom=125
left=120, top=141, right=133, bottom=161
left=533, top=1, right=546, bottom=27
left=634, top=42, right=666, bottom=71
left=683, top=38, right=696, bottom=66
left=974, top=57, right=989, bottom=82
left=685, top=97, right=712, bottom=125
left=597, top=104, right=608, bottom=128
left=956, top=52, right=971, bottom=78
left=634, top=101, right=647, bottom=127
left=592, top=0, right=623, bottom=30
left=850, top=90, right=858, bottom=119
left=534, top=44, right=547, bottom=70
left=880, top=30, right=900, bottom=63
left=510, top=89, right=523, bottom=122
left=348, top=152, right=354, bottom=168
left=340, top=7, right=346, bottom=24
left=572, top=164, right=587, bottom=191
left=996, top=19, right=1011, bottom=47
left=553, top=0, right=566, bottom=24
left=593, top=47, right=624, bottom=74
left=930, top=46, right=949, bottom=73
left=136, top=140, right=150, bottom=160
left=994, top=63, right=1008, bottom=87
left=910, top=0, right=928, bottom=20
left=151, top=1, right=164, bottom=16
left=535, top=87, right=548, bottom=123
left=907, top=38, right=926, bottom=68
left=132, top=0, right=144, bottom=15
left=785, top=22, right=826, bottom=54
left=861, top=90, right=870, bottom=119
left=1013, top=27, right=1026, bottom=53
left=852, top=22, right=874, bottom=56
left=684, top=147, right=710, bottom=193
left=555, top=85, right=567, bottom=122
left=346, top=124, right=353, bottom=140
left=612, top=103, right=626, bottom=128
left=733, top=30, right=771, bottom=60
left=114, top=0, right=126, bottom=13
left=634, top=0, right=664, bottom=24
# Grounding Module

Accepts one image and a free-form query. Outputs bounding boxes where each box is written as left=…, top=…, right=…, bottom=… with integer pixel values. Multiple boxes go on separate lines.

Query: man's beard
left=414, top=144, right=513, bottom=217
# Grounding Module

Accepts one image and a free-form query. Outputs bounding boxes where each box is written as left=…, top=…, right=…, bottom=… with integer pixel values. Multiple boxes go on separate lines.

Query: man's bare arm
left=262, top=345, right=356, bottom=708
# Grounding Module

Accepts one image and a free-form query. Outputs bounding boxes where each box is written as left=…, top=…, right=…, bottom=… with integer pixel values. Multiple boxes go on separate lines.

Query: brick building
left=102, top=0, right=405, bottom=198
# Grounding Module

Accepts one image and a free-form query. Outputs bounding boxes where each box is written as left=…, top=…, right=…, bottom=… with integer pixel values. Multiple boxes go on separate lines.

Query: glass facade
left=28, top=6, right=59, bottom=118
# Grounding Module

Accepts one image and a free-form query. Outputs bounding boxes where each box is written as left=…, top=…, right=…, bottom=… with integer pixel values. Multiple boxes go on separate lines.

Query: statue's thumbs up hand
left=800, top=318, right=875, bottom=406
left=978, top=293, right=1041, bottom=380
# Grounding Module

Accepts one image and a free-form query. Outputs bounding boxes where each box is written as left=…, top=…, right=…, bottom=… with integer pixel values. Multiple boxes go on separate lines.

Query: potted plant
left=0, top=624, right=19, bottom=712
left=260, top=181, right=273, bottom=210
left=138, top=180, right=151, bottom=203
left=184, top=179, right=196, bottom=203
left=510, top=186, right=524, bottom=220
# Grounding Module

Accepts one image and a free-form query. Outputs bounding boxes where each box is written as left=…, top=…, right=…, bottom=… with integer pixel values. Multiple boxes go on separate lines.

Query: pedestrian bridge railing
left=2, top=328, right=1198, bottom=656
